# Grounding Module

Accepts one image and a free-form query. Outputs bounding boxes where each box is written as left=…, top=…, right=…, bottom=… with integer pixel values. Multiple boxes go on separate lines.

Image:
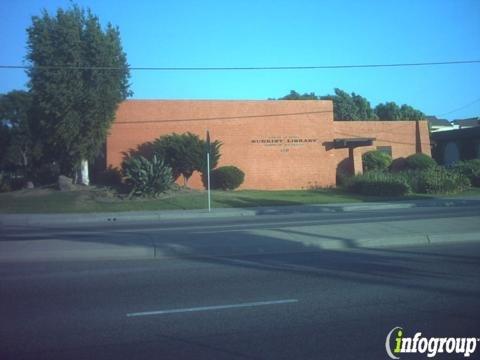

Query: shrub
left=413, top=167, right=470, bottom=194
left=122, top=155, right=173, bottom=197
left=33, top=162, right=61, bottom=185
left=362, top=151, right=392, bottom=172
left=95, top=166, right=123, bottom=187
left=404, top=153, right=436, bottom=170
left=451, top=159, right=480, bottom=187
left=209, top=166, right=245, bottom=190
left=345, top=171, right=410, bottom=196
left=152, top=132, right=222, bottom=186
left=0, top=174, right=26, bottom=191
left=389, top=157, right=407, bottom=172
left=0, top=173, right=11, bottom=193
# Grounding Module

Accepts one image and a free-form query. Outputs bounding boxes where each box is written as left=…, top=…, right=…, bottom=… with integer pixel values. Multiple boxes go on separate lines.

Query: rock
left=26, top=181, right=34, bottom=189
left=58, top=175, right=75, bottom=191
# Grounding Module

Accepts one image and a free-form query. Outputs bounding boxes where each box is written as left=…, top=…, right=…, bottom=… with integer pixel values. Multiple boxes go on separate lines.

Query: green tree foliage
left=199, top=138, right=222, bottom=174
left=374, top=102, right=400, bottom=120
left=0, top=123, right=11, bottom=170
left=374, top=102, right=424, bottom=120
left=122, top=155, right=173, bottom=197
left=277, top=88, right=424, bottom=121
left=320, top=89, right=377, bottom=120
left=398, top=104, right=424, bottom=120
left=151, top=132, right=222, bottom=186
left=362, top=150, right=392, bottom=172
left=0, top=90, right=43, bottom=179
left=153, top=133, right=200, bottom=183
left=26, top=5, right=131, bottom=177
left=279, top=90, right=319, bottom=100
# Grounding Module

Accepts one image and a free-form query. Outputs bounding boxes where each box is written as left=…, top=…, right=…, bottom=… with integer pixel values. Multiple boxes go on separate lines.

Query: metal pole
left=207, top=152, right=211, bottom=212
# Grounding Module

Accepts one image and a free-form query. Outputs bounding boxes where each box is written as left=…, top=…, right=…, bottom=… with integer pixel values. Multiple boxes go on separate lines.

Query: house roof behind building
left=426, top=116, right=452, bottom=127
left=451, top=117, right=480, bottom=127
left=430, top=125, right=480, bottom=141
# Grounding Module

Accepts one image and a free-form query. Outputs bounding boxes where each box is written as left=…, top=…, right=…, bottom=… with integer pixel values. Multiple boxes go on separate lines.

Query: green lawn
left=1, top=187, right=479, bottom=214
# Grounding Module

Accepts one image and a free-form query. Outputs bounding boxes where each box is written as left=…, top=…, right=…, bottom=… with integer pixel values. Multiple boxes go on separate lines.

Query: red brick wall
left=107, top=100, right=431, bottom=190
left=108, top=100, right=336, bottom=190
left=333, top=120, right=431, bottom=176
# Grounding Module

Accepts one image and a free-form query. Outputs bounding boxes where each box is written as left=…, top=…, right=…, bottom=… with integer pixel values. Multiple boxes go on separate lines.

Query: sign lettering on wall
left=250, top=136, right=318, bottom=152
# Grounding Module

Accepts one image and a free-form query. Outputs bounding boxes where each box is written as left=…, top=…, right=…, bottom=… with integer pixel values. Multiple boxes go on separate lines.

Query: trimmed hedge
left=416, top=167, right=470, bottom=194
left=404, top=153, right=436, bottom=170
left=346, top=165, right=471, bottom=196
left=210, top=166, right=245, bottom=190
left=345, top=171, right=410, bottom=196
left=400, top=167, right=470, bottom=194
left=362, top=150, right=392, bottom=172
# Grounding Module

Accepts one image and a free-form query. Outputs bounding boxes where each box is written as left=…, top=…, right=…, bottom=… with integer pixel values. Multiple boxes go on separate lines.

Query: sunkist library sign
left=251, top=136, right=319, bottom=146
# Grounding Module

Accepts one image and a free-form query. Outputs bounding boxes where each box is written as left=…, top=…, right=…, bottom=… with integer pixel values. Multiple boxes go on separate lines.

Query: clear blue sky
left=1, top=0, right=479, bottom=120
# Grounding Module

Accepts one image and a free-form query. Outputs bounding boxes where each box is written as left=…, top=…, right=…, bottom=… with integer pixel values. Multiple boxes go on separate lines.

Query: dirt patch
left=3, top=184, right=203, bottom=203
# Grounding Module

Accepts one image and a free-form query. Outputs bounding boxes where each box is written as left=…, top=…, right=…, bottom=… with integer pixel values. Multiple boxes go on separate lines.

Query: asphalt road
left=1, top=205, right=480, bottom=359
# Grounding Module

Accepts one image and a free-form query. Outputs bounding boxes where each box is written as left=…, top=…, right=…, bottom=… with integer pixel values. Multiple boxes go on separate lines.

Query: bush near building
left=345, top=171, right=410, bottom=196
left=347, top=153, right=471, bottom=196
left=414, top=167, right=470, bottom=194
left=451, top=159, right=480, bottom=187
left=362, top=150, right=392, bottom=172
left=404, top=153, right=437, bottom=170
left=210, top=166, right=245, bottom=190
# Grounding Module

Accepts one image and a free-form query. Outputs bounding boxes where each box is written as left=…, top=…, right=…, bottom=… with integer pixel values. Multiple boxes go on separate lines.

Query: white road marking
left=126, top=299, right=298, bottom=317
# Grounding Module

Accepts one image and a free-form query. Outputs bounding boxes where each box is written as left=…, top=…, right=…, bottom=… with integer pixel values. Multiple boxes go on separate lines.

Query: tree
left=399, top=104, right=424, bottom=120
left=374, top=102, right=424, bottom=120
left=276, top=88, right=424, bottom=121
left=279, top=90, right=318, bottom=100
left=128, top=132, right=222, bottom=188
left=374, top=102, right=401, bottom=120
left=0, top=122, right=11, bottom=171
left=320, top=88, right=376, bottom=121
left=26, top=5, right=131, bottom=184
left=0, top=90, right=42, bottom=180
left=153, top=133, right=203, bottom=185
left=352, top=93, right=377, bottom=120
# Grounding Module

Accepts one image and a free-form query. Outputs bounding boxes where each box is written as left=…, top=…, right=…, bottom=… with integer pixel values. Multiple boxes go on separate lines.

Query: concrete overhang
left=333, top=137, right=375, bottom=149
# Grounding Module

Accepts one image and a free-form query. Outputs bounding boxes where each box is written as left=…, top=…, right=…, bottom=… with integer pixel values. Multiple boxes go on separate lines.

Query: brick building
left=106, top=100, right=430, bottom=190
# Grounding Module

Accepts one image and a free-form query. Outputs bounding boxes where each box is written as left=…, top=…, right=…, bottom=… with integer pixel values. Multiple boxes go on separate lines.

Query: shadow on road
left=2, top=208, right=480, bottom=301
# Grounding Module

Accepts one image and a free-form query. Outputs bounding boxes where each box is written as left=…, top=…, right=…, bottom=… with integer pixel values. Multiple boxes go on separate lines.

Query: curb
left=1, top=231, right=479, bottom=263
left=1, top=197, right=480, bottom=227
left=348, top=231, right=480, bottom=250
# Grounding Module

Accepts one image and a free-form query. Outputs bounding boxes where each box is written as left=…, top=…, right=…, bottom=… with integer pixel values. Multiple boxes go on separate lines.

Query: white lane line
left=126, top=299, right=298, bottom=317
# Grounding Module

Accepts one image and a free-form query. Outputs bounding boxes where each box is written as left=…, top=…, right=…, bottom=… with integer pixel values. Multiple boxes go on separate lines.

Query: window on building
left=377, top=146, right=392, bottom=156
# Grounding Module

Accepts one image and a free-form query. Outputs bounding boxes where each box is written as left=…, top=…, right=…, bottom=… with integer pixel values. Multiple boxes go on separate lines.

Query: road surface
left=1, top=205, right=480, bottom=359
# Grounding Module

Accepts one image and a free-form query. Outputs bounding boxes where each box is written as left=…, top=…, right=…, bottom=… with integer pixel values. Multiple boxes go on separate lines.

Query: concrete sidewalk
left=1, top=196, right=480, bottom=227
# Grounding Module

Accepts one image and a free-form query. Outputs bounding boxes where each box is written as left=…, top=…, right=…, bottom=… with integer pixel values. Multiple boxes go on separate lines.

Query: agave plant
left=122, top=155, right=173, bottom=197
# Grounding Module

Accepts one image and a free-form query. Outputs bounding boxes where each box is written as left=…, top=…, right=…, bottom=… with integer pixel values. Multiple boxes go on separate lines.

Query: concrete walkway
left=1, top=197, right=480, bottom=263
